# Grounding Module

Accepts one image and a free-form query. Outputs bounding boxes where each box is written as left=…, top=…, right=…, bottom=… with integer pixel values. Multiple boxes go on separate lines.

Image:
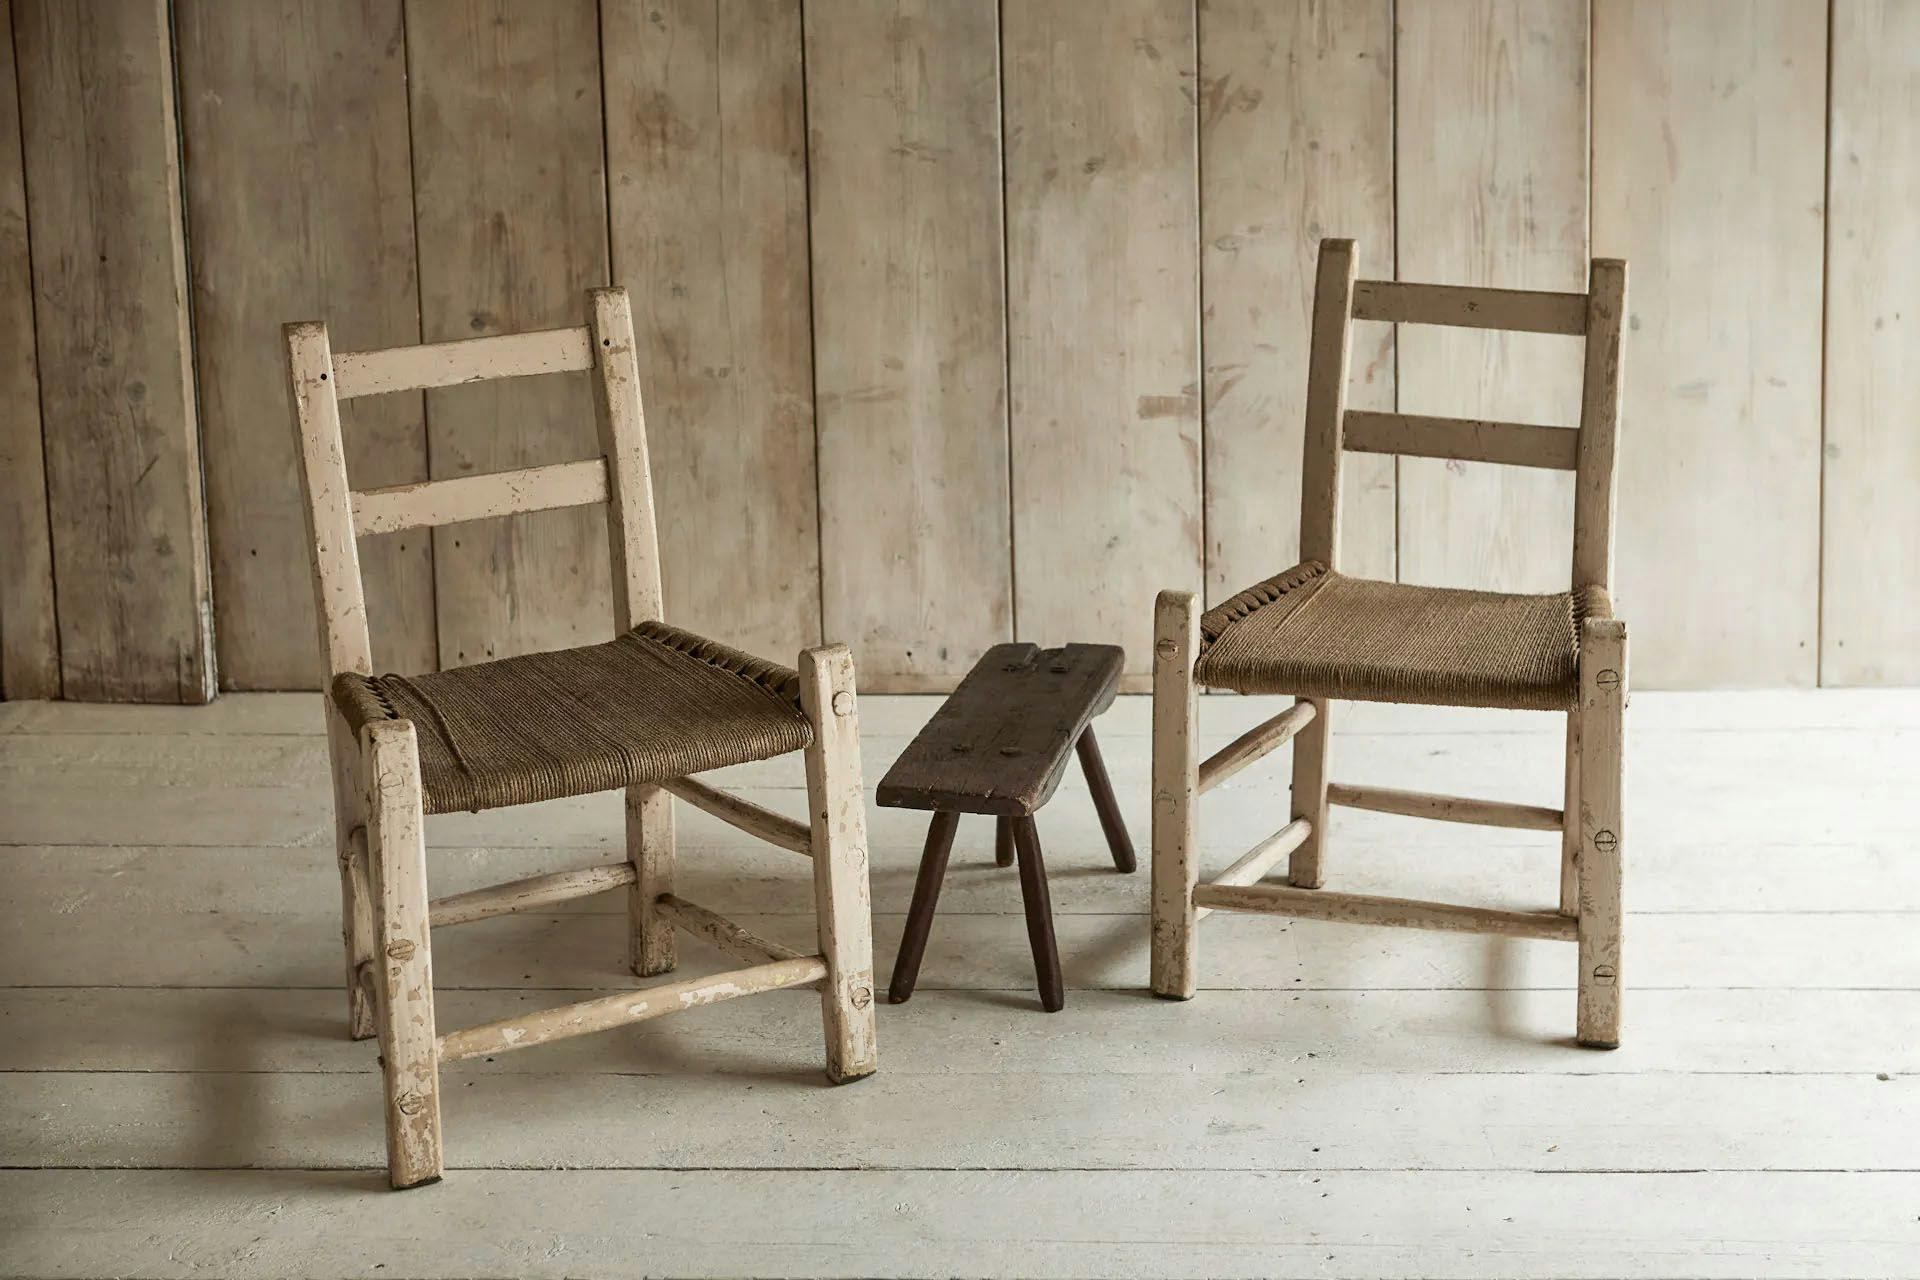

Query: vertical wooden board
left=12, top=0, right=214, bottom=703
left=1593, top=0, right=1824, bottom=687
left=1003, top=0, right=1201, bottom=677
left=1200, top=0, right=1395, bottom=596
left=1394, top=0, right=1588, bottom=594
left=0, top=0, right=58, bottom=700
left=177, top=0, right=433, bottom=689
left=1822, top=1, right=1920, bottom=685
left=805, top=0, right=1010, bottom=689
left=602, top=0, right=821, bottom=662
left=406, top=0, right=611, bottom=668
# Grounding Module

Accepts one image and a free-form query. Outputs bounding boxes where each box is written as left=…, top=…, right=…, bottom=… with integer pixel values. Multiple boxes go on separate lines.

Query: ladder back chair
left=1150, top=238, right=1628, bottom=1047
left=285, top=288, right=878, bottom=1189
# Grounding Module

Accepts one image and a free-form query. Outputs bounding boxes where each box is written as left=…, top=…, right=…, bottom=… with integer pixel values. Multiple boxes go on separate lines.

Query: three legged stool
left=876, top=643, right=1135, bottom=1012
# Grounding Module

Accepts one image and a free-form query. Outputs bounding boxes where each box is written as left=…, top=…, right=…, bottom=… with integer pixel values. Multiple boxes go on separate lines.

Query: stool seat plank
left=876, top=643, right=1125, bottom=816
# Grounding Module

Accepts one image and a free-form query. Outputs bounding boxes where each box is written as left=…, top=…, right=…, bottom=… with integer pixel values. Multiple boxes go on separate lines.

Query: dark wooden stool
left=876, top=643, right=1134, bottom=1012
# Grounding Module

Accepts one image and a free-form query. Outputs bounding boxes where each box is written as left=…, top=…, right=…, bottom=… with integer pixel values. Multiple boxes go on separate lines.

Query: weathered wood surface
left=1351, top=280, right=1589, bottom=335
left=1342, top=411, right=1580, bottom=472
left=1593, top=0, right=1825, bottom=687
left=602, top=0, right=819, bottom=660
left=175, top=0, right=432, bottom=688
left=12, top=0, right=214, bottom=702
left=876, top=644, right=1124, bottom=816
left=1326, top=781, right=1562, bottom=831
left=805, top=0, right=1010, bottom=688
left=1394, top=0, right=1588, bottom=595
left=1200, top=0, right=1395, bottom=594
left=406, top=0, right=612, bottom=669
left=0, top=0, right=58, bottom=700
left=1003, top=0, right=1200, bottom=678
left=1822, top=0, right=1920, bottom=685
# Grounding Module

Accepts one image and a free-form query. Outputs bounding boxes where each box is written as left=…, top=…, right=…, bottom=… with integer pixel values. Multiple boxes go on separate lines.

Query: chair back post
left=1298, top=238, right=1359, bottom=569
left=587, top=287, right=665, bottom=631
left=1571, top=259, right=1628, bottom=593
left=284, top=320, right=374, bottom=679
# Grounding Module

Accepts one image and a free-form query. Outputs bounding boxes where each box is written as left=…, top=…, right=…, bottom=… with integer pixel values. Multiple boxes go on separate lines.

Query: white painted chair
left=284, top=289, right=878, bottom=1188
left=1150, top=239, right=1629, bottom=1047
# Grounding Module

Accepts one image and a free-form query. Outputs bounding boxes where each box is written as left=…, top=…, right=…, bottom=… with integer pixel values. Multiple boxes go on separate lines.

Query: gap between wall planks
left=1393, top=0, right=1589, bottom=597
left=1821, top=0, right=1920, bottom=685
left=601, top=0, right=822, bottom=666
left=10, top=0, right=214, bottom=703
left=1200, top=0, right=1396, bottom=600
left=0, top=0, right=58, bottom=700
left=1593, top=0, right=1826, bottom=689
left=406, top=0, right=614, bottom=670
left=804, top=0, right=1012, bottom=689
left=175, top=0, right=434, bottom=689
left=1003, top=0, right=1202, bottom=682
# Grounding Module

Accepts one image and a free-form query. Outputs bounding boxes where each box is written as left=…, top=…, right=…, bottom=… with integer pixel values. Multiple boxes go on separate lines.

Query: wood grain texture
left=176, top=0, right=432, bottom=689
left=1394, top=0, right=1588, bottom=594
left=1200, top=0, right=1395, bottom=595
left=805, top=0, right=1010, bottom=687
left=1003, top=0, right=1200, bottom=674
left=405, top=0, right=611, bottom=669
left=602, top=0, right=820, bottom=661
left=0, top=0, right=57, bottom=700
left=875, top=643, right=1123, bottom=817
left=12, top=0, right=213, bottom=703
left=1822, top=0, right=1920, bottom=685
left=1593, top=0, right=1824, bottom=687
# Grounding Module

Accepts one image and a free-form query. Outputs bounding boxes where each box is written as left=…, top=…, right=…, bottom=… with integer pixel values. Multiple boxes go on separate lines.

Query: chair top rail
left=351, top=458, right=609, bottom=536
left=1343, top=410, right=1579, bottom=471
left=331, top=325, right=595, bottom=399
left=1351, top=279, right=1588, bottom=336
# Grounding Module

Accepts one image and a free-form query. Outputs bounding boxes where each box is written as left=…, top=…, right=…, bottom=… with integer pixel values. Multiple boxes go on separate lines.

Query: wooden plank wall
left=11, top=0, right=213, bottom=703
left=1, top=2, right=1912, bottom=699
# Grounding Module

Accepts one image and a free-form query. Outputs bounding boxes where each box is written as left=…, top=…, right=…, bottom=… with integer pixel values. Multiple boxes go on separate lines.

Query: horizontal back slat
left=1351, top=280, right=1587, bottom=335
left=351, top=458, right=610, bottom=536
left=332, top=326, right=595, bottom=399
left=1343, top=410, right=1579, bottom=471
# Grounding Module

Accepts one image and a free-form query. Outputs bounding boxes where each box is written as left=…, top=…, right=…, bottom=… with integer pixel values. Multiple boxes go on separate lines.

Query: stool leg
left=1010, top=816, right=1065, bottom=1012
left=995, top=817, right=1014, bottom=868
left=890, top=811, right=959, bottom=1004
left=1075, top=727, right=1136, bottom=872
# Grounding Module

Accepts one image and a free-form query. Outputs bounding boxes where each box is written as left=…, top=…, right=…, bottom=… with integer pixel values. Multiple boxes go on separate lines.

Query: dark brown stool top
left=876, top=642, right=1135, bottom=1012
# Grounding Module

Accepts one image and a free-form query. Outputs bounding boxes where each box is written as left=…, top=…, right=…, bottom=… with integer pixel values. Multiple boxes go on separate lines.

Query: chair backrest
left=283, top=288, right=662, bottom=680
left=1299, top=238, right=1626, bottom=593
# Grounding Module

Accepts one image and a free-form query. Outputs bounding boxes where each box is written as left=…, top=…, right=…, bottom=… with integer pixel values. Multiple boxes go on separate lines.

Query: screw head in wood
left=395, top=1090, right=430, bottom=1116
left=1596, top=668, right=1622, bottom=691
left=1593, top=829, right=1618, bottom=854
left=850, top=985, right=873, bottom=1010
left=1589, top=964, right=1617, bottom=985
left=385, top=939, right=417, bottom=961
left=1155, top=638, right=1177, bottom=659
left=831, top=690, right=854, bottom=717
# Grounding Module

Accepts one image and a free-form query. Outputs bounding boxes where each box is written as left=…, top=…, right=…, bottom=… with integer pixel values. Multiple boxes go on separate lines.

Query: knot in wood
left=1592, top=829, right=1618, bottom=854
left=386, top=939, right=417, bottom=961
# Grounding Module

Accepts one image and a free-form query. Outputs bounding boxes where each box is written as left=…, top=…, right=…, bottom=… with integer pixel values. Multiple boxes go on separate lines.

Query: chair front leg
left=326, top=705, right=376, bottom=1040
left=1150, top=590, right=1199, bottom=999
left=626, top=784, right=675, bottom=977
left=1288, top=697, right=1332, bottom=888
left=799, top=643, right=878, bottom=1084
left=362, top=719, right=444, bottom=1188
left=1575, top=618, right=1627, bottom=1049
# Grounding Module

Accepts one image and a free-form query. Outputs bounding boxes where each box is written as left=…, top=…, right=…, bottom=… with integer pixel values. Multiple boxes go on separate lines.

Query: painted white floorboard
left=2, top=691, right=1916, bottom=1279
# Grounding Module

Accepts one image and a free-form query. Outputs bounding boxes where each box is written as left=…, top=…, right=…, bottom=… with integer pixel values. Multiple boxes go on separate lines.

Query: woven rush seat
left=1195, top=561, right=1606, bottom=712
left=332, top=620, right=813, bottom=814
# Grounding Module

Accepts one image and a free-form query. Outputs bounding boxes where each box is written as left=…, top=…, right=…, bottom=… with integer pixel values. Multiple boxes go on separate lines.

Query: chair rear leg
left=626, top=784, right=675, bottom=977
left=800, top=644, right=878, bottom=1084
left=1560, top=709, right=1581, bottom=915
left=1288, top=697, right=1332, bottom=888
left=1150, top=590, right=1199, bottom=999
left=362, top=720, right=444, bottom=1188
left=1576, top=620, right=1627, bottom=1049
left=326, top=706, right=376, bottom=1040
